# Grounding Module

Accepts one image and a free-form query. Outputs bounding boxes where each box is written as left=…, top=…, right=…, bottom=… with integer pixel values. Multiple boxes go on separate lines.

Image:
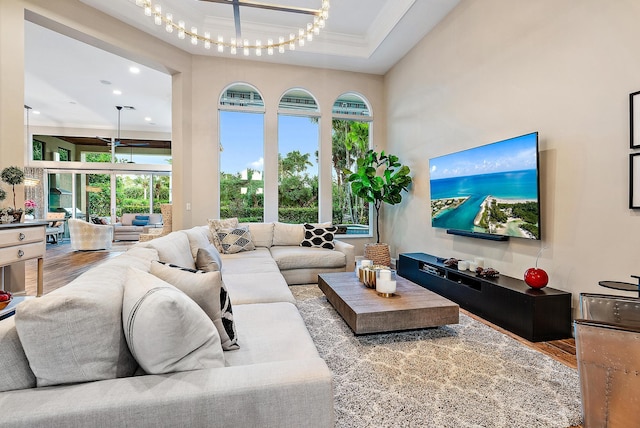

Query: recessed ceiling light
left=33, top=110, right=40, bottom=115
left=144, top=117, right=152, bottom=121
left=129, top=66, right=140, bottom=74
left=113, top=90, right=122, bottom=95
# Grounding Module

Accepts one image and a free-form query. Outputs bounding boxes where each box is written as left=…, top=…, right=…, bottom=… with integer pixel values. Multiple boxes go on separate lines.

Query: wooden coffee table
left=318, top=272, right=459, bottom=335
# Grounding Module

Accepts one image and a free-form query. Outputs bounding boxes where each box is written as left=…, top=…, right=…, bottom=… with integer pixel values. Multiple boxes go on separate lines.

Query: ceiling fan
left=97, top=105, right=149, bottom=148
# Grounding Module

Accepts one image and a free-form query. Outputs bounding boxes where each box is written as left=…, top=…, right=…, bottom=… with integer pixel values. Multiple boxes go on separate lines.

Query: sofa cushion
left=182, top=226, right=212, bottom=259
left=208, top=217, right=239, bottom=251
left=122, top=268, right=225, bottom=374
left=273, top=222, right=332, bottom=246
left=300, top=223, right=337, bottom=249
left=0, top=317, right=36, bottom=392
left=217, top=227, right=256, bottom=254
left=223, top=272, right=296, bottom=305
left=131, top=219, right=148, bottom=226
left=273, top=222, right=304, bottom=246
left=270, top=246, right=346, bottom=270
left=150, top=261, right=238, bottom=350
left=196, top=244, right=223, bottom=272
left=239, top=222, right=274, bottom=247
left=224, top=302, right=319, bottom=367
left=14, top=251, right=153, bottom=387
left=221, top=248, right=280, bottom=274
left=144, top=231, right=196, bottom=269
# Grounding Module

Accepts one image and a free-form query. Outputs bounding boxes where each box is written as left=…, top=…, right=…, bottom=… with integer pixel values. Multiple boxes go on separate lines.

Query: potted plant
left=349, top=149, right=412, bottom=265
left=0, top=166, right=25, bottom=223
left=24, top=199, right=37, bottom=220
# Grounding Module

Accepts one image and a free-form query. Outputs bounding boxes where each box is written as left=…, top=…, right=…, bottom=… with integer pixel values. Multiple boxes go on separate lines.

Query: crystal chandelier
left=135, top=0, right=330, bottom=56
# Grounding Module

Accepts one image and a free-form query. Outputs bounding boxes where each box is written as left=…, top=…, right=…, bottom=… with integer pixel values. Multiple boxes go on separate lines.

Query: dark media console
left=397, top=253, right=572, bottom=342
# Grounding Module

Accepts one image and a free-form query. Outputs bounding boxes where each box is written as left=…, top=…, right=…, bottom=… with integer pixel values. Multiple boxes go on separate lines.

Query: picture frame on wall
left=629, top=153, right=640, bottom=208
left=630, top=90, right=640, bottom=149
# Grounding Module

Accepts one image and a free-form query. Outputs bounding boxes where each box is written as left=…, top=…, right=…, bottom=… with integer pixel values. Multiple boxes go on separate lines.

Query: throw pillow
left=300, top=223, right=337, bottom=249
left=14, top=251, right=150, bottom=387
left=217, top=227, right=256, bottom=254
left=0, top=317, right=36, bottom=392
left=131, top=219, right=149, bottom=226
left=196, top=244, right=223, bottom=272
left=273, top=221, right=332, bottom=246
left=208, top=217, right=239, bottom=252
left=135, top=215, right=150, bottom=220
left=122, top=267, right=225, bottom=374
left=150, top=261, right=239, bottom=351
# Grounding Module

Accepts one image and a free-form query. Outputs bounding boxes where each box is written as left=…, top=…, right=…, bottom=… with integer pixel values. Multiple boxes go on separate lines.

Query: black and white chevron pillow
left=300, top=223, right=337, bottom=249
left=217, top=227, right=256, bottom=254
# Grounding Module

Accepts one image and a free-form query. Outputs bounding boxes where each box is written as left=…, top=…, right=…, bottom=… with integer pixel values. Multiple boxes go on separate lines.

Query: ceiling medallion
left=135, top=0, right=330, bottom=56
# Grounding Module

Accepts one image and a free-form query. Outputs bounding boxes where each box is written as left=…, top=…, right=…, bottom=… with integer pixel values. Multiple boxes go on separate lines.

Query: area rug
left=290, top=285, right=582, bottom=428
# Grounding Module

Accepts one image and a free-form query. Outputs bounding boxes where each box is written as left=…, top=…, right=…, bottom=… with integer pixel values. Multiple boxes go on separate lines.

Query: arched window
left=219, top=83, right=265, bottom=222
left=277, top=88, right=320, bottom=223
left=331, top=92, right=372, bottom=235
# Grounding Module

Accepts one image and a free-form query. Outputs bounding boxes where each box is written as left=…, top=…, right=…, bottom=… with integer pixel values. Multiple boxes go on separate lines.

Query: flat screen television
left=429, top=132, right=541, bottom=240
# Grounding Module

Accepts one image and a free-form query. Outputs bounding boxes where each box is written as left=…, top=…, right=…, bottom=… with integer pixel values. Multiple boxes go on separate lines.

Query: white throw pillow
left=122, top=268, right=225, bottom=374
left=150, top=261, right=239, bottom=351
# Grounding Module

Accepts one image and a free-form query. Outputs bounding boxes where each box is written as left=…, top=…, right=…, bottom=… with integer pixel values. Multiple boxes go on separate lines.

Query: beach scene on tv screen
left=429, top=133, right=540, bottom=239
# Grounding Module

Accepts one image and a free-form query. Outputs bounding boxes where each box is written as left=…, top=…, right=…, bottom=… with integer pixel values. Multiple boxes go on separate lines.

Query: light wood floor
left=24, top=239, right=577, bottom=370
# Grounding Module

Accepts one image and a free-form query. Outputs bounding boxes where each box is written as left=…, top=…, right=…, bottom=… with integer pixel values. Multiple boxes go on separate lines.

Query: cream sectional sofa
left=0, top=222, right=349, bottom=427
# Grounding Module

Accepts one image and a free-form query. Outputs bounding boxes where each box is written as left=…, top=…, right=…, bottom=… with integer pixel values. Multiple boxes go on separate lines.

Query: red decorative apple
left=0, top=291, right=11, bottom=302
left=525, top=268, right=548, bottom=289
left=525, top=248, right=548, bottom=289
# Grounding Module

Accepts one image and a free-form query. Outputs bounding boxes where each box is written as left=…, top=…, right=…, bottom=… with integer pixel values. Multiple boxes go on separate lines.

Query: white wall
left=384, top=0, right=640, bottom=313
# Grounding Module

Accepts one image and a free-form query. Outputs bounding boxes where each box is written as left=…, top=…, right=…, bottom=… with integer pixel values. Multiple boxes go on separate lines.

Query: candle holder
left=361, top=265, right=387, bottom=288
left=357, top=259, right=373, bottom=283
left=376, top=269, right=397, bottom=297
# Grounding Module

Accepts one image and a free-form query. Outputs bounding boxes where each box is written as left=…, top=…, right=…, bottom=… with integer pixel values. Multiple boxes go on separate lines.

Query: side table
left=0, top=222, right=47, bottom=298
left=599, top=277, right=640, bottom=298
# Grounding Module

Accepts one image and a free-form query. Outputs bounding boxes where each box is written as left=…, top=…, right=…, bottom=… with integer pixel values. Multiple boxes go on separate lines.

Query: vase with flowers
left=24, top=199, right=36, bottom=220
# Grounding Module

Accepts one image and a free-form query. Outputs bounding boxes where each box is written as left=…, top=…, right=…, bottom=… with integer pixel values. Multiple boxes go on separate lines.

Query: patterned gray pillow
left=217, top=226, right=256, bottom=254
left=207, top=217, right=239, bottom=252
left=300, top=223, right=337, bottom=249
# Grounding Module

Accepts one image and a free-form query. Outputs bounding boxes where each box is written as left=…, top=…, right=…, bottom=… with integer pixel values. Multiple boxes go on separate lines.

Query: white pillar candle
left=379, top=269, right=392, bottom=280
left=468, top=262, right=478, bottom=272
left=458, top=260, right=469, bottom=270
left=376, top=279, right=396, bottom=294
left=361, top=259, right=373, bottom=267
left=474, top=257, right=485, bottom=268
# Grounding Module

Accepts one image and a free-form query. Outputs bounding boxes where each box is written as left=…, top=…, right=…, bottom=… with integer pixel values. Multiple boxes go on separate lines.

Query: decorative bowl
left=0, top=297, right=12, bottom=310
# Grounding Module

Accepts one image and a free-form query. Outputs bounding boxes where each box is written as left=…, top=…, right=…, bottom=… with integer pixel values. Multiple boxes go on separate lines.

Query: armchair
left=68, top=218, right=113, bottom=251
left=574, top=293, right=640, bottom=427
